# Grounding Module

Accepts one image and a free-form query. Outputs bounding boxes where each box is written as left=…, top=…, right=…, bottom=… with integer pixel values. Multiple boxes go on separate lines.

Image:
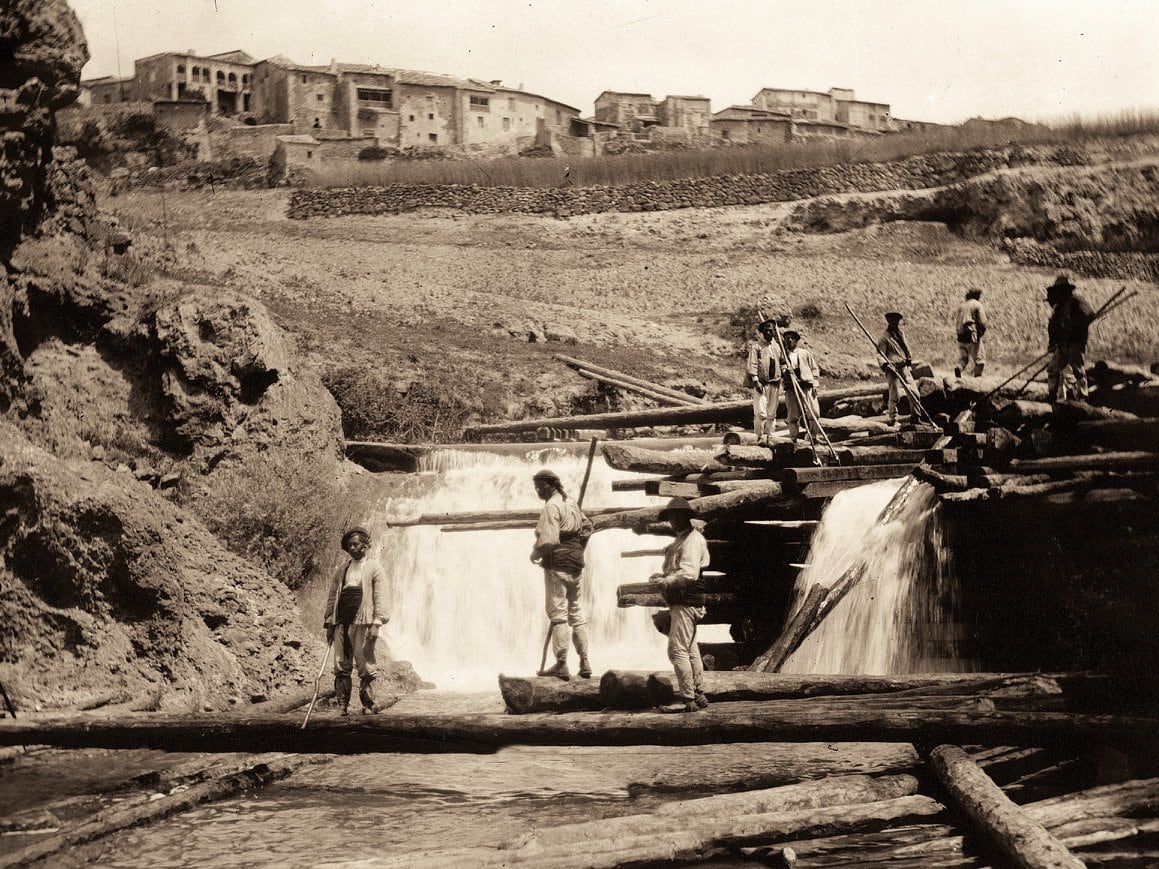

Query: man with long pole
left=845, top=304, right=938, bottom=428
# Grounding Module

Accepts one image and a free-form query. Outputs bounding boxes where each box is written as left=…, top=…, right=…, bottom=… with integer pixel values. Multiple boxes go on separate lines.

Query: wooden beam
left=573, top=366, right=700, bottom=407
left=749, top=583, right=826, bottom=672
left=783, top=463, right=916, bottom=488
left=602, top=443, right=731, bottom=474
left=498, top=675, right=603, bottom=715
left=1010, top=451, right=1159, bottom=474
left=462, top=401, right=752, bottom=437
left=389, top=505, right=632, bottom=528
left=591, top=481, right=787, bottom=533
left=1, top=707, right=1156, bottom=754
left=553, top=353, right=708, bottom=405
left=927, top=744, right=1084, bottom=869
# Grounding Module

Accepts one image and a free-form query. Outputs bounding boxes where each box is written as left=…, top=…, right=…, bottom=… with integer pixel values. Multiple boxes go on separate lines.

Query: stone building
left=131, top=49, right=255, bottom=115
left=657, top=95, right=712, bottom=136
left=752, top=86, right=892, bottom=133
left=711, top=106, right=793, bottom=145
left=594, top=91, right=660, bottom=132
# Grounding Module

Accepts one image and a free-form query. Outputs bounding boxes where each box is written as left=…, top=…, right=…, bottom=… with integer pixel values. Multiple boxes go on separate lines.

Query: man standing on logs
left=650, top=498, right=710, bottom=713
left=877, top=311, right=916, bottom=426
left=744, top=317, right=783, bottom=446
left=781, top=329, right=822, bottom=443
left=323, top=527, right=390, bottom=715
left=1046, top=274, right=1096, bottom=401
left=530, top=469, right=593, bottom=681
left=954, top=288, right=988, bottom=378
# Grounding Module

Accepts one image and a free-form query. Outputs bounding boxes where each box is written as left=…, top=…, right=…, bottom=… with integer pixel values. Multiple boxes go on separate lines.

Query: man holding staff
left=530, top=469, right=593, bottom=680
left=877, top=311, right=916, bottom=426
left=744, top=317, right=783, bottom=445
left=781, top=329, right=822, bottom=443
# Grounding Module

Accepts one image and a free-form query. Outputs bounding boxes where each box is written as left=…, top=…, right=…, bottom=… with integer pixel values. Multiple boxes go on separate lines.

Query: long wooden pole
left=577, top=436, right=599, bottom=508
left=554, top=354, right=707, bottom=405
left=845, top=303, right=938, bottom=427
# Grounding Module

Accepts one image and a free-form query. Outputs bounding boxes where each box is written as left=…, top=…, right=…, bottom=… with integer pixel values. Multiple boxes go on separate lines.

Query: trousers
left=751, top=383, right=780, bottom=439
left=667, top=604, right=706, bottom=702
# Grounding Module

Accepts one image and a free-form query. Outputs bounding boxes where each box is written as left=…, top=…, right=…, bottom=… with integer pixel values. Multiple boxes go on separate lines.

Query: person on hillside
left=877, top=311, right=916, bottom=426
left=650, top=497, right=710, bottom=714
left=1046, top=274, right=1096, bottom=401
left=744, top=317, right=783, bottom=445
left=954, top=288, right=988, bottom=378
left=530, top=469, right=593, bottom=680
left=781, top=329, right=822, bottom=443
left=323, top=527, right=390, bottom=715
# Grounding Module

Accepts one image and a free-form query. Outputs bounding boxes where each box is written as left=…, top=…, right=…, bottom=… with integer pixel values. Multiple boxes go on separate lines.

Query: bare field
left=107, top=187, right=1158, bottom=420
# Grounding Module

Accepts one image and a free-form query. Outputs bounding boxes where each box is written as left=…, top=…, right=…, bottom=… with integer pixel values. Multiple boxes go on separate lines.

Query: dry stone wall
left=287, top=145, right=1087, bottom=219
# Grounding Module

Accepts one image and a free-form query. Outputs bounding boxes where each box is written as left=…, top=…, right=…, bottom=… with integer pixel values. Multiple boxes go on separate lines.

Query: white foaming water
left=780, top=478, right=965, bottom=675
left=345, top=449, right=687, bottom=690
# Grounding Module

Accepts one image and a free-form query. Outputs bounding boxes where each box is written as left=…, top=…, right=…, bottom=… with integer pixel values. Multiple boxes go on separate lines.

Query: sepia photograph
left=1, top=0, right=1157, bottom=865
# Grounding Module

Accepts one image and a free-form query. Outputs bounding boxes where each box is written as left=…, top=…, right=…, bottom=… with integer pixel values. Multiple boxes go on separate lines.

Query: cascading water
left=339, top=448, right=697, bottom=690
left=780, top=478, right=967, bottom=675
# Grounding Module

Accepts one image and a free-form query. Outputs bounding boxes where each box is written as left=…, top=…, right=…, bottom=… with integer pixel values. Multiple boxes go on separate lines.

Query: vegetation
left=304, top=109, right=1159, bottom=189
left=323, top=366, right=482, bottom=443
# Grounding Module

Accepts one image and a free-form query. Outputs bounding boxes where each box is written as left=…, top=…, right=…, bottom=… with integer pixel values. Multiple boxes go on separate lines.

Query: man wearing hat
left=1045, top=274, right=1095, bottom=401
left=650, top=497, right=711, bottom=713
left=877, top=311, right=915, bottom=426
left=744, top=317, right=783, bottom=445
left=530, top=469, right=593, bottom=680
left=954, top=288, right=988, bottom=378
left=781, top=329, right=822, bottom=442
left=323, top=527, right=390, bottom=715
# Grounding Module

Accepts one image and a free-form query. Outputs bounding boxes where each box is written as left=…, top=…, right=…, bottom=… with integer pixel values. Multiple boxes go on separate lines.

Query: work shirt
left=534, top=492, right=586, bottom=574
left=745, top=337, right=781, bottom=387
left=877, top=329, right=912, bottom=366
left=656, top=527, right=710, bottom=607
left=1048, top=292, right=1096, bottom=349
left=955, top=299, right=987, bottom=343
left=324, top=555, right=389, bottom=627
left=785, top=346, right=820, bottom=389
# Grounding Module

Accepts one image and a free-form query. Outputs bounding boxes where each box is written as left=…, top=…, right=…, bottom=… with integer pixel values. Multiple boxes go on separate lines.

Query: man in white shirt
left=651, top=498, right=711, bottom=713
left=782, top=330, right=822, bottom=442
left=744, top=318, right=782, bottom=445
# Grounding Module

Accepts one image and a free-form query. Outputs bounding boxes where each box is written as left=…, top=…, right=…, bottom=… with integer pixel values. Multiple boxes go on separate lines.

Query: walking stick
left=844, top=303, right=939, bottom=428
left=300, top=638, right=333, bottom=729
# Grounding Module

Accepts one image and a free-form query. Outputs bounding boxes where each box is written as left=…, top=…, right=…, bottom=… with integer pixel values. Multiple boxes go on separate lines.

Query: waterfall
left=780, top=479, right=967, bottom=675
left=344, top=449, right=694, bottom=690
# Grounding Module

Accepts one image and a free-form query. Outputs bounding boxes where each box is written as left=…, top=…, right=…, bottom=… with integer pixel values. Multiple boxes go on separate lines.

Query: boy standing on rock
left=324, top=527, right=390, bottom=715
left=651, top=498, right=710, bottom=714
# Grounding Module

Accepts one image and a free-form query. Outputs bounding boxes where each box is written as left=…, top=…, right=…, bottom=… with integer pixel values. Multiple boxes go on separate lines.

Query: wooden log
left=602, top=442, right=730, bottom=474
left=927, top=744, right=1084, bottom=869
left=498, top=675, right=604, bottom=715
left=1023, top=776, right=1159, bottom=829
left=783, top=463, right=917, bottom=490
left=573, top=366, right=700, bottom=407
left=2, top=707, right=1156, bottom=755
left=988, top=398, right=1055, bottom=427
left=597, top=670, right=656, bottom=710
left=509, top=772, right=921, bottom=849
left=391, top=505, right=629, bottom=528
left=248, top=689, right=333, bottom=714
left=648, top=479, right=702, bottom=498
left=1010, top=450, right=1159, bottom=474
left=610, top=477, right=660, bottom=491
left=750, top=583, right=827, bottom=672
left=618, top=591, right=738, bottom=609
left=1070, top=418, right=1159, bottom=451
left=553, top=354, right=708, bottom=405
left=1052, top=399, right=1140, bottom=424
left=591, top=481, right=787, bottom=533
left=0, top=754, right=328, bottom=868
left=462, top=401, right=753, bottom=437
left=376, top=794, right=946, bottom=869
left=639, top=671, right=1091, bottom=708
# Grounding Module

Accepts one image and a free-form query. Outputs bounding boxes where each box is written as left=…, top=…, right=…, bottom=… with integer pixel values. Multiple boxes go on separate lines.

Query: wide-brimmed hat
left=1047, top=274, right=1075, bottom=294
left=658, top=497, right=695, bottom=519
left=782, top=329, right=801, bottom=340
left=965, top=287, right=983, bottom=300
left=884, top=310, right=904, bottom=322
left=758, top=318, right=778, bottom=330
left=532, top=469, right=561, bottom=486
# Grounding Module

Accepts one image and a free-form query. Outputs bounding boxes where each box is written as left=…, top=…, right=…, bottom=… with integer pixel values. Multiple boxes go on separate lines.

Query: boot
left=334, top=673, right=352, bottom=716
left=973, top=362, right=985, bottom=378
left=538, top=650, right=571, bottom=681
left=538, top=623, right=570, bottom=680
left=358, top=676, right=376, bottom=714
left=571, top=624, right=592, bottom=679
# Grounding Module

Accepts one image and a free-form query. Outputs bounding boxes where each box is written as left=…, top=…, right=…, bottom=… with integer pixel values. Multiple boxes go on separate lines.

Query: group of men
left=745, top=274, right=1097, bottom=440
left=318, top=276, right=1097, bottom=717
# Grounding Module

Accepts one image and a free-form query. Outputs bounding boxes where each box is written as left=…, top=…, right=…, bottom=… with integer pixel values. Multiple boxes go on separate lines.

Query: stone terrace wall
left=287, top=145, right=1087, bottom=219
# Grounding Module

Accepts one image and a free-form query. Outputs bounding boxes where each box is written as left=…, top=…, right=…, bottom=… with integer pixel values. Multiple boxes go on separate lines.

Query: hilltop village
left=74, top=46, right=1024, bottom=171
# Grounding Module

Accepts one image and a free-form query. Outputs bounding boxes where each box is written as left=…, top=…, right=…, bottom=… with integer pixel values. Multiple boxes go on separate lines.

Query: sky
left=68, top=0, right=1158, bottom=125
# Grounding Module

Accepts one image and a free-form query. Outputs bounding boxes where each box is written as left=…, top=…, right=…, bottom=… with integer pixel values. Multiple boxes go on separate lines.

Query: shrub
left=796, top=300, right=824, bottom=321
left=324, top=365, right=476, bottom=443
left=358, top=146, right=392, bottom=161
left=188, top=452, right=347, bottom=591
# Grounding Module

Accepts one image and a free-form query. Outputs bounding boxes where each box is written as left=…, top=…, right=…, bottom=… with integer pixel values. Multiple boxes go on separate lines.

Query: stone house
left=711, top=106, right=793, bottom=145
left=594, top=91, right=660, bottom=132
left=753, top=86, right=892, bottom=133
left=657, top=95, right=712, bottom=136
left=131, top=49, right=255, bottom=115
left=80, top=75, right=135, bottom=105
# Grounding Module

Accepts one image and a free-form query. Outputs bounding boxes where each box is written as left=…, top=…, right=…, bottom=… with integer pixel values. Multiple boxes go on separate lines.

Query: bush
left=358, top=146, right=393, bottom=161
left=188, top=452, right=347, bottom=591
left=324, top=366, right=475, bottom=442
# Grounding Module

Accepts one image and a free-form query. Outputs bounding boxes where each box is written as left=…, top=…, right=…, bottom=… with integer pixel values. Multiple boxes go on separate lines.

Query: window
left=316, top=94, right=324, bottom=102
left=502, top=117, right=510, bottom=131
left=228, top=73, right=237, bottom=84
left=191, top=66, right=199, bottom=78
left=508, top=97, right=515, bottom=109
left=408, top=114, right=415, bottom=122
left=301, top=75, right=307, bottom=84
left=242, top=74, right=250, bottom=86
left=306, top=150, right=313, bottom=158
left=177, top=64, right=185, bottom=75
left=427, top=113, right=433, bottom=120
left=556, top=110, right=561, bottom=124
left=216, top=71, right=225, bottom=83
left=428, top=133, right=437, bottom=143
left=469, top=95, right=489, bottom=109
left=477, top=116, right=484, bottom=126
left=357, top=88, right=392, bottom=106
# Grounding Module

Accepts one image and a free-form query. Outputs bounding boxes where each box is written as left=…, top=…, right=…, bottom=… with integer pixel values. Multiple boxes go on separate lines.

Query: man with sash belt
left=745, top=317, right=783, bottom=446
left=530, top=469, right=593, bottom=680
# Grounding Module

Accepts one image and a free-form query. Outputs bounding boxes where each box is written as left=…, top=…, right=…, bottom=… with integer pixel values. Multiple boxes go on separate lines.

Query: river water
left=1, top=450, right=952, bottom=867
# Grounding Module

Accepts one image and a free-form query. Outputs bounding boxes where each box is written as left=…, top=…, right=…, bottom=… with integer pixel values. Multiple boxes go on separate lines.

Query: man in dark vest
left=1046, top=274, right=1096, bottom=401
